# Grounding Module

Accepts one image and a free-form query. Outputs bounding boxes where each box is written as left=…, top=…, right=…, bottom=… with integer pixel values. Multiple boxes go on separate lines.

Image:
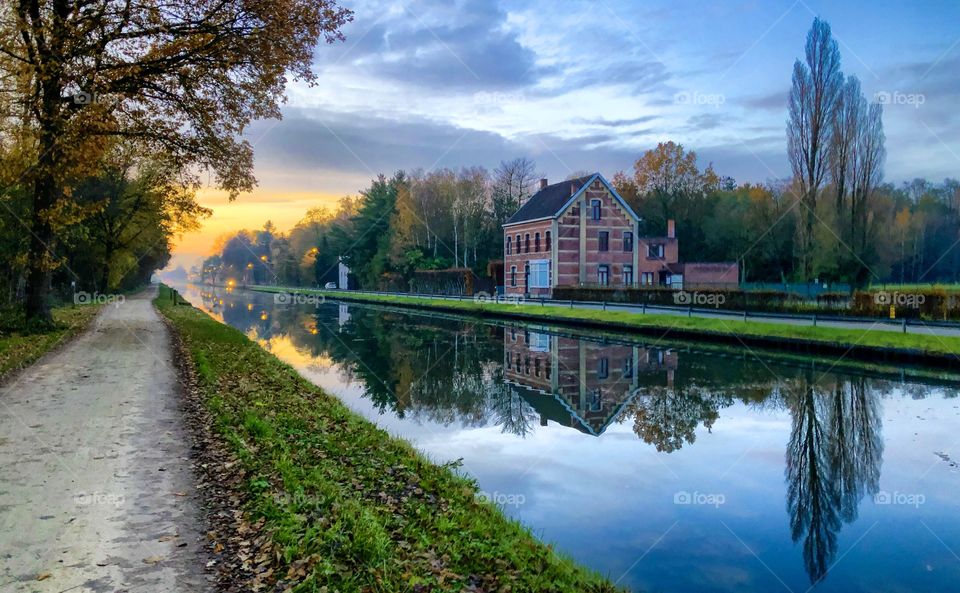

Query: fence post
left=570, top=300, right=574, bottom=308
left=743, top=310, right=747, bottom=322
left=902, top=318, right=907, bottom=334
left=688, top=306, right=692, bottom=318
left=602, top=301, right=606, bottom=311
left=812, top=314, right=817, bottom=327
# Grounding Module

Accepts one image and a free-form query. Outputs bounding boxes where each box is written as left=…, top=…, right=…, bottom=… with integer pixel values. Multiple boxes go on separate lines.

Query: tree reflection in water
left=623, top=388, right=731, bottom=453
left=785, top=374, right=883, bottom=584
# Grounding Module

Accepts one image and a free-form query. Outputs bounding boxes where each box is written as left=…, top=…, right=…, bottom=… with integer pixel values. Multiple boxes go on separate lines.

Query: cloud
left=316, top=0, right=547, bottom=91
left=741, top=90, right=788, bottom=111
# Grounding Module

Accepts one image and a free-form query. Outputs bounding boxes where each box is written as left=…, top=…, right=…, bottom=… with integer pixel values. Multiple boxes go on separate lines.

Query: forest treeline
left=197, top=146, right=959, bottom=291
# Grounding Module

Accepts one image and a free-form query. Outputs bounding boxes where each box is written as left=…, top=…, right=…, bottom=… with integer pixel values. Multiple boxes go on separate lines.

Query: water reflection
left=785, top=376, right=884, bottom=584
left=184, top=286, right=958, bottom=591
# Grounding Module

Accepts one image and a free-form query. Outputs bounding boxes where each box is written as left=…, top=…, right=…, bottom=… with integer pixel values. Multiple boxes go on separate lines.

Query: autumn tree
left=613, top=141, right=719, bottom=257
left=1, top=0, right=352, bottom=324
left=787, top=17, right=843, bottom=279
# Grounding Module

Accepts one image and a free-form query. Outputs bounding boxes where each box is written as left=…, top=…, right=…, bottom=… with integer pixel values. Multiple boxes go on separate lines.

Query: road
left=0, top=286, right=211, bottom=592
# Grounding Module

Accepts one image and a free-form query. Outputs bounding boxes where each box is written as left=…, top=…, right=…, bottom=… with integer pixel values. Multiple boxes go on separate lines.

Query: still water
left=177, top=284, right=960, bottom=593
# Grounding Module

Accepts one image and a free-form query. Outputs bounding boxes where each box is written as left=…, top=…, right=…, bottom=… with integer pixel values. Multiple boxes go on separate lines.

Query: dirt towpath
left=0, top=286, right=210, bottom=592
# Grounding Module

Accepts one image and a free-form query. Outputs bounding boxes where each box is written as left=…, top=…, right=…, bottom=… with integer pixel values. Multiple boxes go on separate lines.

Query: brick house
left=503, top=173, right=682, bottom=296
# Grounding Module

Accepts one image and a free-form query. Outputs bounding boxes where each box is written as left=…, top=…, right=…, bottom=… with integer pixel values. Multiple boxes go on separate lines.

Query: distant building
left=502, top=172, right=738, bottom=295
left=337, top=258, right=350, bottom=289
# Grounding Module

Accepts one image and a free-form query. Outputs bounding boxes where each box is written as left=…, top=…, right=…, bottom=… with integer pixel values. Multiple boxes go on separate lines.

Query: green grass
left=156, top=284, right=621, bottom=593
left=0, top=305, right=102, bottom=381
left=250, top=286, right=960, bottom=359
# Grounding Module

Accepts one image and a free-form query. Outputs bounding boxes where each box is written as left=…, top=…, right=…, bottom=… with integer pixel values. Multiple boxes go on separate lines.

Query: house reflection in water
left=503, top=326, right=677, bottom=436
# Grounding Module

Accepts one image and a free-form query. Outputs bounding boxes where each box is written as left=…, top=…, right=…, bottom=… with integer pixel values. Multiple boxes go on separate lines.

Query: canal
left=177, top=284, right=960, bottom=593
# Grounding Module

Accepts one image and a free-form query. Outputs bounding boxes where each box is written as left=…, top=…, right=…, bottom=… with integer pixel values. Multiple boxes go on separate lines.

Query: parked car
left=324, top=282, right=337, bottom=289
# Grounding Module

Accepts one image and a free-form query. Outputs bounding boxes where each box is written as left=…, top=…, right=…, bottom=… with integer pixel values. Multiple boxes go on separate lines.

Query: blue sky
left=175, top=0, right=960, bottom=259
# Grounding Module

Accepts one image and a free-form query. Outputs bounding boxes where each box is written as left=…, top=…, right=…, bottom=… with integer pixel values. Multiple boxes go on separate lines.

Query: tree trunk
left=24, top=137, right=60, bottom=326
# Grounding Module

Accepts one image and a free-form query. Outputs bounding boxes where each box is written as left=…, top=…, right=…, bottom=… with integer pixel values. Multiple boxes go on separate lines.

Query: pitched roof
left=504, top=175, right=596, bottom=225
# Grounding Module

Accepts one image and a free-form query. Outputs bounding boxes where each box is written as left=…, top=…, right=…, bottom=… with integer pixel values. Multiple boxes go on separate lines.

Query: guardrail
left=296, top=287, right=960, bottom=334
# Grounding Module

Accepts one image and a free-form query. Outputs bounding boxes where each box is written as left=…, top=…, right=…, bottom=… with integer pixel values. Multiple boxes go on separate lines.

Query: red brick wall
left=683, top=262, right=740, bottom=289
left=503, top=219, right=552, bottom=295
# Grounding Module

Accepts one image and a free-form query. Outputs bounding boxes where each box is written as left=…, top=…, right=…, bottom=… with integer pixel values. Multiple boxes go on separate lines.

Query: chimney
left=667, top=219, right=676, bottom=239
left=539, top=178, right=548, bottom=191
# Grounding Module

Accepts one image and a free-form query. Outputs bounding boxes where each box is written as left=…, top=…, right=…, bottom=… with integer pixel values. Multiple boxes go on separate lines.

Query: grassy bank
left=155, top=285, right=620, bottom=593
left=0, top=305, right=102, bottom=381
left=251, top=286, right=960, bottom=363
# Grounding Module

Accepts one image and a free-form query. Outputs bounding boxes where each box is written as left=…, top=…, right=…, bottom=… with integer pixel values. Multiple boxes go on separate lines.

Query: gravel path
left=0, top=286, right=211, bottom=592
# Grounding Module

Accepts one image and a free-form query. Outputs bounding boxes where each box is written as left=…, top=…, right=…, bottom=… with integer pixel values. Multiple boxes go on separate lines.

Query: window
left=624, top=357, right=634, bottom=379
left=589, top=389, right=602, bottom=412
left=598, top=231, right=609, bottom=251
left=525, top=234, right=531, bottom=253
left=598, top=264, right=610, bottom=286
left=529, top=331, right=550, bottom=352
left=534, top=232, right=540, bottom=252
left=648, top=243, right=665, bottom=259
left=598, top=357, right=609, bottom=379
left=534, top=358, right=541, bottom=377
left=641, top=272, right=655, bottom=286
left=510, top=266, right=517, bottom=287
left=506, top=236, right=512, bottom=255
left=528, top=259, right=550, bottom=288
left=591, top=199, right=601, bottom=220
left=623, top=231, right=633, bottom=252
left=545, top=231, right=551, bottom=252
left=515, top=234, right=521, bottom=252
left=623, top=265, right=633, bottom=286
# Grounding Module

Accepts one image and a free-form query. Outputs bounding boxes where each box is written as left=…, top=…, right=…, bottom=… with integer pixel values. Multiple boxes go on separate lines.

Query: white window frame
left=528, top=331, right=550, bottom=352
left=527, top=259, right=550, bottom=289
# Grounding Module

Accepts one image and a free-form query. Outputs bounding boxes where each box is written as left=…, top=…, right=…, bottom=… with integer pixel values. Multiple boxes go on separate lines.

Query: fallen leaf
left=142, top=556, right=164, bottom=565
left=36, top=572, right=51, bottom=581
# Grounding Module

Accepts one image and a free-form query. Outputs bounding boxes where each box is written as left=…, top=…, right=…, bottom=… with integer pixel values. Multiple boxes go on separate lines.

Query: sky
left=171, top=0, right=960, bottom=270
